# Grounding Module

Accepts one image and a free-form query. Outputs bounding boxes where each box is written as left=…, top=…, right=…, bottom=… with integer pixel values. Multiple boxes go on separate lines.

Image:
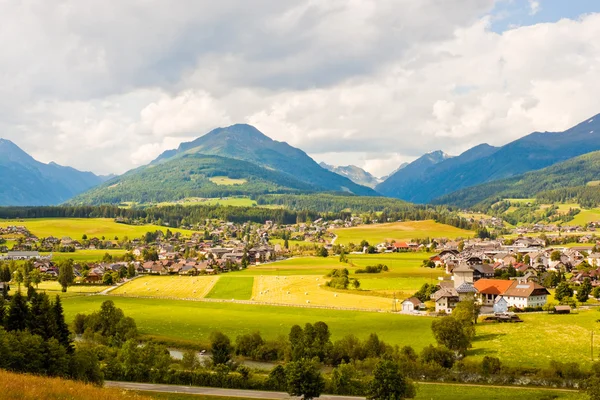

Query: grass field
left=236, top=257, right=341, bottom=276
left=333, top=220, right=474, bottom=246
left=473, top=309, right=600, bottom=368
left=111, top=276, right=219, bottom=300
left=0, top=370, right=153, bottom=400
left=0, top=218, right=194, bottom=240
left=42, top=249, right=128, bottom=263
left=62, top=295, right=435, bottom=350
left=157, top=197, right=258, bottom=208
left=208, top=176, right=248, bottom=186
left=205, top=277, right=254, bottom=300
left=571, top=208, right=600, bottom=226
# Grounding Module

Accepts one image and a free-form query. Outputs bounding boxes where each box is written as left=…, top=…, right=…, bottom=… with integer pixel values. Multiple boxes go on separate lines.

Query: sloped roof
left=473, top=279, right=514, bottom=295
left=456, top=282, right=477, bottom=293
left=503, top=281, right=550, bottom=298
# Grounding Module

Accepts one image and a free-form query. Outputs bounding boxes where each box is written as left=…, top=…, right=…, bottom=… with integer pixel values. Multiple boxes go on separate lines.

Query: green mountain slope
left=378, top=113, right=600, bottom=203
left=153, top=124, right=377, bottom=196
left=432, top=150, right=600, bottom=208
left=69, top=154, right=320, bottom=205
left=0, top=139, right=104, bottom=206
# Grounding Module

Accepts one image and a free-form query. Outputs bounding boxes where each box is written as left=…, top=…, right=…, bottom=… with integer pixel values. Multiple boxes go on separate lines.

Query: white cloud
left=0, top=1, right=599, bottom=179
left=529, top=0, right=541, bottom=15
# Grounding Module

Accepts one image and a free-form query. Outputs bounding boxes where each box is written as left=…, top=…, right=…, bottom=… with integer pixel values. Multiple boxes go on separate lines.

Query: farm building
left=401, top=297, right=424, bottom=312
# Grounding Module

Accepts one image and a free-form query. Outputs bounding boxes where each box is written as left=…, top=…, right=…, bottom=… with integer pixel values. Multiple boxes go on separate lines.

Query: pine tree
left=53, top=295, right=73, bottom=353
left=6, top=291, right=29, bottom=331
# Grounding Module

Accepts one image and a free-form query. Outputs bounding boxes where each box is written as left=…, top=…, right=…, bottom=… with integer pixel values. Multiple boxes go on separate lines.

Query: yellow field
left=208, top=176, right=247, bottom=185
left=111, top=275, right=218, bottom=299
left=252, top=275, right=395, bottom=311
left=333, top=220, right=473, bottom=246
left=0, top=218, right=195, bottom=240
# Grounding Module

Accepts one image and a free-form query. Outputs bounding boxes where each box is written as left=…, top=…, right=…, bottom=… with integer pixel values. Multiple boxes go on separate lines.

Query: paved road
left=107, top=380, right=579, bottom=399
left=105, top=381, right=365, bottom=400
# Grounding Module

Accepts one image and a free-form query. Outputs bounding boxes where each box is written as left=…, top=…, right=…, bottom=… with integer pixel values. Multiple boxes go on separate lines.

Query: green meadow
left=0, top=218, right=195, bottom=240
left=205, top=277, right=254, bottom=300
left=333, top=220, right=473, bottom=246
left=62, top=295, right=435, bottom=350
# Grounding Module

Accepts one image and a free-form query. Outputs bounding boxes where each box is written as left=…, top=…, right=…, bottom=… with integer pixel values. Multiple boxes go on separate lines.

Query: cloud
left=528, top=0, right=541, bottom=15
left=0, top=1, right=599, bottom=179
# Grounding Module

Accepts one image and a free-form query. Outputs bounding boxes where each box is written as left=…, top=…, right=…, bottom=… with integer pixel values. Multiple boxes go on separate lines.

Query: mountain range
left=0, top=139, right=105, bottom=206
left=4, top=113, right=600, bottom=208
left=377, top=113, right=600, bottom=204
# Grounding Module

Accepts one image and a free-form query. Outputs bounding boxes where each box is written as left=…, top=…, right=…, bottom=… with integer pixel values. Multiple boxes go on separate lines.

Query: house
left=432, top=287, right=459, bottom=314
left=493, top=296, right=509, bottom=313
left=401, top=297, right=424, bottom=312
left=1, top=251, right=44, bottom=260
left=474, top=278, right=549, bottom=309
left=472, top=264, right=494, bottom=281
left=178, top=265, right=197, bottom=275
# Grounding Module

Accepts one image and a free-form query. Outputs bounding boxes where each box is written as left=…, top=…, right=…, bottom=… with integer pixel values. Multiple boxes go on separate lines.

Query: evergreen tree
left=6, top=291, right=29, bottom=331
left=53, top=295, right=73, bottom=353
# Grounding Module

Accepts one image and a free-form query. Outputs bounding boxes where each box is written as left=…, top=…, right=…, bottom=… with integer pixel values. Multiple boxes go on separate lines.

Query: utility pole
left=592, top=330, right=594, bottom=362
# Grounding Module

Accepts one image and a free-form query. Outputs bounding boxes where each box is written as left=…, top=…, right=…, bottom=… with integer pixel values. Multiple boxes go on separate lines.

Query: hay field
left=111, top=276, right=218, bottom=299
left=252, top=275, right=394, bottom=311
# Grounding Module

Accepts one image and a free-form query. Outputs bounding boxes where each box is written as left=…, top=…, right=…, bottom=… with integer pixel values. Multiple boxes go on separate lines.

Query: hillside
left=152, top=124, right=376, bottom=196
left=378, top=113, right=600, bottom=203
left=319, top=162, right=381, bottom=188
left=433, top=150, right=600, bottom=208
left=70, top=154, right=320, bottom=205
left=0, top=138, right=104, bottom=206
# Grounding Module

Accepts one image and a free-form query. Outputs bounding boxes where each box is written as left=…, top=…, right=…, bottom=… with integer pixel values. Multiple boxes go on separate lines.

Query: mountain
left=0, top=138, right=104, bottom=206
left=377, top=113, right=600, bottom=203
left=319, top=162, right=381, bottom=188
left=381, top=162, right=409, bottom=181
left=72, top=124, right=378, bottom=204
left=70, top=153, right=321, bottom=205
left=152, top=124, right=376, bottom=196
left=375, top=150, right=453, bottom=199
left=432, top=150, right=600, bottom=208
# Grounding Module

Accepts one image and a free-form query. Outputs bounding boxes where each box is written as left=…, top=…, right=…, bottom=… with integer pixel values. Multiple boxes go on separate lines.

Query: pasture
left=333, top=220, right=473, bottom=246
left=208, top=176, right=248, bottom=186
left=571, top=207, right=600, bottom=226
left=205, top=277, right=254, bottom=300
left=61, top=295, right=435, bottom=350
left=110, top=276, right=219, bottom=300
left=157, top=197, right=257, bottom=208
left=0, top=218, right=194, bottom=240
left=236, top=257, right=340, bottom=276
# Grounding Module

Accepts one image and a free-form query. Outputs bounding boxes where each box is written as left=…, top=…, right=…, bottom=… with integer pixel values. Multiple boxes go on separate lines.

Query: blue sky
left=491, top=0, right=600, bottom=32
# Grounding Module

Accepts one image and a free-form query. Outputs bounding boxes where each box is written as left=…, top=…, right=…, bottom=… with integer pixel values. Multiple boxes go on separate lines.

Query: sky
left=1, top=0, right=599, bottom=178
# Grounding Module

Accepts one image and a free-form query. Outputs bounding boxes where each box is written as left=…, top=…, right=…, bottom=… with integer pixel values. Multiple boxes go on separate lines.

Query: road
left=106, top=381, right=579, bottom=399
left=105, top=381, right=365, bottom=400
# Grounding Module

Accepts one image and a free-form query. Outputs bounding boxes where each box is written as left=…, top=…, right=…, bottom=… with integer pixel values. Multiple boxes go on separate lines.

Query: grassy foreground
left=333, top=220, right=473, bottom=246
left=0, top=370, right=151, bottom=400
